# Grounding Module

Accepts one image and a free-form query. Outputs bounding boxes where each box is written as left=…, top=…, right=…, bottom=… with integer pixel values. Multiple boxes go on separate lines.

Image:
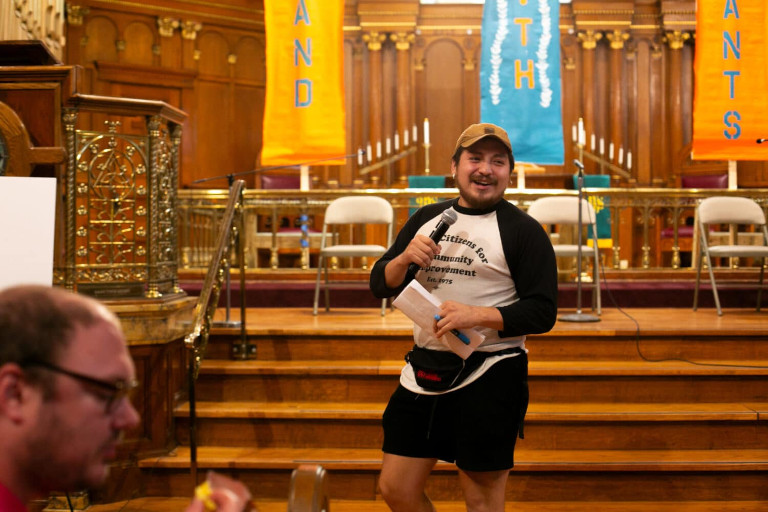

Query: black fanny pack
left=405, top=345, right=523, bottom=391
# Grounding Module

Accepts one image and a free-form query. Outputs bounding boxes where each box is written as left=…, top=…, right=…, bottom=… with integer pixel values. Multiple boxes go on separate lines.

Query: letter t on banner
left=262, top=0, right=346, bottom=166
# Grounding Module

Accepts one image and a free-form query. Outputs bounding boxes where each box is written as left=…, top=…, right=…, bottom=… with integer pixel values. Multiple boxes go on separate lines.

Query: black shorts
left=382, top=353, right=528, bottom=472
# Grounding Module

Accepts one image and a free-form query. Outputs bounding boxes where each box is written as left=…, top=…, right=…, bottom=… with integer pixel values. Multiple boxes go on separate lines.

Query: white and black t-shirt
left=370, top=198, right=558, bottom=393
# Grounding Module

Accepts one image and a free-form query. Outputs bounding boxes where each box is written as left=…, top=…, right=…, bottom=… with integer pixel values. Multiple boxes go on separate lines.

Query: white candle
left=404, top=129, right=410, bottom=146
left=300, top=165, right=309, bottom=192
left=627, top=151, right=632, bottom=170
left=609, top=142, right=614, bottom=160
left=367, top=143, right=372, bottom=163
left=578, top=118, right=585, bottom=146
left=412, top=124, right=418, bottom=143
left=599, top=138, right=605, bottom=155
left=423, top=118, right=430, bottom=145
left=386, top=137, right=391, bottom=155
left=394, top=133, right=399, bottom=151
left=618, top=147, right=624, bottom=165
left=376, top=141, right=381, bottom=159
left=591, top=134, right=595, bottom=151
left=357, top=149, right=363, bottom=166
left=572, top=125, right=577, bottom=142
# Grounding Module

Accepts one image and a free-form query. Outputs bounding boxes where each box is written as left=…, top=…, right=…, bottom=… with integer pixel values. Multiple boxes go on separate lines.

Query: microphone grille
left=441, top=208, right=458, bottom=225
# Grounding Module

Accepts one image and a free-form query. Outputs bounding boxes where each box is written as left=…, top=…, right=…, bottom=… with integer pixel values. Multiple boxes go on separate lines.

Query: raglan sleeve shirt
left=370, top=198, right=558, bottom=341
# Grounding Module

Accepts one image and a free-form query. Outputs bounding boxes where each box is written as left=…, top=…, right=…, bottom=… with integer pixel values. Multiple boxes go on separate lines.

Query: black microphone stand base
left=559, top=311, right=600, bottom=323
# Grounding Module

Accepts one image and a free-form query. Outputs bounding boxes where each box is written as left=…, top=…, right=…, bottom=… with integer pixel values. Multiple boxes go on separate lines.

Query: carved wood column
left=391, top=32, right=414, bottom=185
left=606, top=30, right=629, bottom=168
left=362, top=31, right=386, bottom=186
left=180, top=20, right=202, bottom=69
left=350, top=40, right=365, bottom=187
left=463, top=53, right=479, bottom=128
left=665, top=31, right=691, bottom=180
left=577, top=30, right=602, bottom=173
left=414, top=52, right=426, bottom=174
left=65, top=4, right=89, bottom=65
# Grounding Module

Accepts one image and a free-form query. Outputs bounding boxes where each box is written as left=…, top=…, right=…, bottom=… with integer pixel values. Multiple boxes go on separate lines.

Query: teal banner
left=481, top=0, right=564, bottom=165
left=574, top=174, right=611, bottom=241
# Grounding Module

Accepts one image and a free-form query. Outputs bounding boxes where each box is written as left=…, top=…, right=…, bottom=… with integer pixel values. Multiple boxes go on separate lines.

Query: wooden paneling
left=423, top=38, right=465, bottom=173
left=122, top=21, right=156, bottom=66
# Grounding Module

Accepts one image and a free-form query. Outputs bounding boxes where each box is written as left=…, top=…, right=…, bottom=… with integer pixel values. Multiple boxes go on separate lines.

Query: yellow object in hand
left=194, top=480, right=217, bottom=511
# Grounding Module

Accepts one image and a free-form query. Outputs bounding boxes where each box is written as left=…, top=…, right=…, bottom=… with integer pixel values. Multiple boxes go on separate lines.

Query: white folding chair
left=693, top=196, right=768, bottom=316
left=313, top=196, right=393, bottom=316
left=527, top=196, right=602, bottom=315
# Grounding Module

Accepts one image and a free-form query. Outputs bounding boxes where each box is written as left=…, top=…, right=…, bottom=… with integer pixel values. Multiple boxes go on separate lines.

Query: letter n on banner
left=693, top=0, right=768, bottom=160
left=262, top=0, right=346, bottom=166
left=480, top=0, right=563, bottom=165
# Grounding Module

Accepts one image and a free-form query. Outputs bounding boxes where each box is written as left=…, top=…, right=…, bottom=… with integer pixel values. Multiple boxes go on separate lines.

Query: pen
left=434, top=314, right=470, bottom=345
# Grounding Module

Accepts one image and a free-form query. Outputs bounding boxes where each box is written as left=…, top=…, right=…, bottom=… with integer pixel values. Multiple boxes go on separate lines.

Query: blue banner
left=481, top=0, right=563, bottom=165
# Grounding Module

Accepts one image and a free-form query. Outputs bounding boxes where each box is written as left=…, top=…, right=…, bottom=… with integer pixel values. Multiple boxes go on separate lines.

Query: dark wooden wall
left=63, top=0, right=768, bottom=189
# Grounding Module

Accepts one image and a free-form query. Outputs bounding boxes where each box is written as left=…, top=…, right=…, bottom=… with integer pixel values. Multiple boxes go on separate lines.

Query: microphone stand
left=559, top=160, right=600, bottom=323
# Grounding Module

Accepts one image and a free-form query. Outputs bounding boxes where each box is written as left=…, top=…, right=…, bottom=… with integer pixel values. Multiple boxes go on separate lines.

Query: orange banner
left=262, top=0, right=346, bottom=166
left=693, top=0, right=768, bottom=160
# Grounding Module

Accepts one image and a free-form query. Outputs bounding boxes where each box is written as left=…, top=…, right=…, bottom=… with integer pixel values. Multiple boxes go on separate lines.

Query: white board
left=0, top=177, right=57, bottom=289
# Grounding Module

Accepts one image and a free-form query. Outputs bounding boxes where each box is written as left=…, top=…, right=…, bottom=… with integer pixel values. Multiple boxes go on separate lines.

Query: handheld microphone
left=407, top=208, right=458, bottom=275
left=573, top=159, right=585, bottom=178
left=757, top=139, right=768, bottom=144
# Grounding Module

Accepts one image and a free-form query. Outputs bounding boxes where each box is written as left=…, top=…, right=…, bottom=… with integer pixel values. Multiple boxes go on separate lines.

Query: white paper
left=393, top=279, right=485, bottom=359
left=0, top=177, right=57, bottom=289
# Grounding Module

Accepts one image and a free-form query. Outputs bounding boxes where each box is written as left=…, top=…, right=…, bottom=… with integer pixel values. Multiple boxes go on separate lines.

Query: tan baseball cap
left=453, top=123, right=513, bottom=154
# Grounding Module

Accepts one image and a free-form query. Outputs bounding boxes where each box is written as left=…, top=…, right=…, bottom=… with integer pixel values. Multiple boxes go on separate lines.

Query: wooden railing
left=178, top=187, right=768, bottom=273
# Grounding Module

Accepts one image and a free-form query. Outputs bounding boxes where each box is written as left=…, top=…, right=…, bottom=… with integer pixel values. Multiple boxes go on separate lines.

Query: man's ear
left=0, top=364, right=32, bottom=423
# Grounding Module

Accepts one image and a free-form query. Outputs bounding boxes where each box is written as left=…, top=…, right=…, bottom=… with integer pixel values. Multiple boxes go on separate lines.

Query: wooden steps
left=174, top=400, right=768, bottom=451
left=195, top=359, right=768, bottom=404
left=139, top=447, right=768, bottom=501
left=135, top=308, right=768, bottom=506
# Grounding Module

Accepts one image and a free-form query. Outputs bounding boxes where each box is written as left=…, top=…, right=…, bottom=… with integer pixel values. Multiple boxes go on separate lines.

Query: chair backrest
left=527, top=196, right=597, bottom=227
left=681, top=173, right=728, bottom=189
left=698, top=196, right=766, bottom=226
left=323, top=196, right=393, bottom=225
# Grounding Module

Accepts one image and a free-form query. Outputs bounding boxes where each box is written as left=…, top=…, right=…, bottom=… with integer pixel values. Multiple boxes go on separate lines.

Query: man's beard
left=457, top=179, right=503, bottom=209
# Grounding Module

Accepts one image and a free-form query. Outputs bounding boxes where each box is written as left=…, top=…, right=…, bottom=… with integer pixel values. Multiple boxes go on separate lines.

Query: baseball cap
left=453, top=123, right=513, bottom=155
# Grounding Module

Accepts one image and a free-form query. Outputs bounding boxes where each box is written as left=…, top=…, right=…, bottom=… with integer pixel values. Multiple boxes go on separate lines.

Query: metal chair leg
left=313, top=256, right=323, bottom=316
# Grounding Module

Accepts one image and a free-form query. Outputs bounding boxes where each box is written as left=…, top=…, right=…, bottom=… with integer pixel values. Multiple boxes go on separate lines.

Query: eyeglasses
left=23, top=359, right=139, bottom=414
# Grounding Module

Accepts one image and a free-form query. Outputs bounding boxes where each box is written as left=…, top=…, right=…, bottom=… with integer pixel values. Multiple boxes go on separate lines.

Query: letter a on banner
left=480, top=0, right=563, bottom=165
left=693, top=0, right=768, bottom=160
left=262, top=0, right=346, bottom=166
